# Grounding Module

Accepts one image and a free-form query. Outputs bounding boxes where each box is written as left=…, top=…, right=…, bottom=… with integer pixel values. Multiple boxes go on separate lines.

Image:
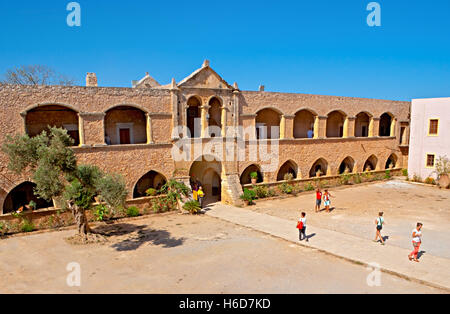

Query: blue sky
left=0, top=0, right=449, bottom=100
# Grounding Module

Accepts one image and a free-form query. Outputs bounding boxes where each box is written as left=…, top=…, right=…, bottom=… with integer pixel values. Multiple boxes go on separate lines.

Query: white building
left=408, top=97, right=450, bottom=180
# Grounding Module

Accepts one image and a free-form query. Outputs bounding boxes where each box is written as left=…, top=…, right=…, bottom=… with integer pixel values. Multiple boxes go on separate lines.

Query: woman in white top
left=408, top=223, right=423, bottom=262
left=373, top=212, right=385, bottom=245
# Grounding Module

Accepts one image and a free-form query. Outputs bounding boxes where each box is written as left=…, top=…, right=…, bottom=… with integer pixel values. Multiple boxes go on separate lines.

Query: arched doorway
left=326, top=111, right=346, bottom=138
left=133, top=171, right=167, bottom=198
left=379, top=113, right=394, bottom=137
left=208, top=97, right=222, bottom=137
left=240, top=164, right=263, bottom=185
left=385, top=154, right=398, bottom=169
left=3, top=182, right=53, bottom=214
left=104, top=106, right=147, bottom=145
left=355, top=112, right=370, bottom=137
left=277, top=160, right=298, bottom=181
left=187, top=96, right=201, bottom=138
left=309, top=158, right=329, bottom=177
left=364, top=155, right=378, bottom=172
left=338, top=157, right=355, bottom=174
left=255, top=108, right=281, bottom=139
left=25, top=105, right=80, bottom=146
left=189, top=155, right=222, bottom=205
left=294, top=109, right=316, bottom=138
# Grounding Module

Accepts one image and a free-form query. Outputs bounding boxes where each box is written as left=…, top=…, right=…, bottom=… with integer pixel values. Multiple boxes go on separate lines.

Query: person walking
left=315, top=189, right=322, bottom=213
left=197, top=186, right=205, bottom=209
left=408, top=223, right=423, bottom=262
left=323, top=190, right=332, bottom=213
left=192, top=183, right=198, bottom=202
left=373, top=212, right=385, bottom=245
left=297, top=212, right=308, bottom=242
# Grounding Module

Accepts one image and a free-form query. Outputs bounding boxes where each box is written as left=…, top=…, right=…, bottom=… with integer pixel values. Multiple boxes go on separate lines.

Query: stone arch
left=240, top=164, right=263, bottom=185
left=25, top=104, right=80, bottom=146
left=338, top=156, right=355, bottom=174
left=3, top=181, right=53, bottom=214
left=385, top=153, right=398, bottom=169
left=104, top=103, right=149, bottom=114
left=208, top=96, right=222, bottom=137
left=309, top=158, right=329, bottom=178
left=294, top=109, right=316, bottom=138
left=255, top=108, right=281, bottom=139
left=104, top=105, right=147, bottom=145
left=355, top=112, right=371, bottom=137
left=186, top=96, right=202, bottom=138
left=277, top=160, right=299, bottom=181
left=326, top=110, right=347, bottom=138
left=133, top=171, right=167, bottom=198
left=363, top=155, right=378, bottom=172
left=189, top=155, right=223, bottom=204
left=21, top=102, right=80, bottom=115
left=379, top=112, right=395, bottom=137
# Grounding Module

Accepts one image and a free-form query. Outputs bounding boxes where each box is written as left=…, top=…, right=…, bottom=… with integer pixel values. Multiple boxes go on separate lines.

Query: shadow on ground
left=94, top=223, right=185, bottom=251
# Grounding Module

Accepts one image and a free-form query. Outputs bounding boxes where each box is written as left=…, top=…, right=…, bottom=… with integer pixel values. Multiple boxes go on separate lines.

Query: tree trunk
left=69, top=202, right=91, bottom=235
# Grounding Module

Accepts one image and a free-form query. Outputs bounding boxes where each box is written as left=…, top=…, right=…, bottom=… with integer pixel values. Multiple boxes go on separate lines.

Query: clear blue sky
left=0, top=0, right=449, bottom=100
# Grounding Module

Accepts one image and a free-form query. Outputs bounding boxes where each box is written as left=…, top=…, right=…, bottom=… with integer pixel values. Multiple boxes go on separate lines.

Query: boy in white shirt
left=298, top=212, right=308, bottom=242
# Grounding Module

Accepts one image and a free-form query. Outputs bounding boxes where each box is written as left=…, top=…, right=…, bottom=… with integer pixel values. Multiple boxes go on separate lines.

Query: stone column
left=200, top=105, right=210, bottom=138
left=313, top=116, right=320, bottom=139
left=20, top=112, right=27, bottom=134
left=284, top=115, right=295, bottom=139
left=221, top=106, right=227, bottom=137
left=317, top=116, right=328, bottom=138
left=390, top=118, right=397, bottom=137
left=369, top=117, right=380, bottom=137
left=279, top=114, right=286, bottom=139
left=345, top=117, right=356, bottom=138
left=78, top=113, right=85, bottom=146
left=146, top=113, right=154, bottom=144
left=170, top=85, right=179, bottom=140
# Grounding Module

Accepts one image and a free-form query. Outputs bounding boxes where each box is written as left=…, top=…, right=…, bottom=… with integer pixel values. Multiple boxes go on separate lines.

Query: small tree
left=2, top=127, right=127, bottom=239
left=435, top=156, right=450, bottom=177
left=1, top=65, right=75, bottom=86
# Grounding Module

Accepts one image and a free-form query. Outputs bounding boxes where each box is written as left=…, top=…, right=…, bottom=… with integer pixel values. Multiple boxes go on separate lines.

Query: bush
left=435, top=156, right=450, bottom=176
left=267, top=188, right=277, bottom=197
left=304, top=182, right=315, bottom=191
left=126, top=206, right=140, bottom=217
left=425, top=177, right=436, bottom=185
left=254, top=185, right=269, bottom=199
left=28, top=200, right=37, bottom=211
left=93, top=204, right=109, bottom=221
left=384, top=170, right=392, bottom=179
left=240, top=189, right=256, bottom=204
left=352, top=174, right=362, bottom=184
left=339, top=173, right=352, bottom=185
left=402, top=169, right=408, bottom=177
left=412, top=174, right=422, bottom=183
left=183, top=200, right=201, bottom=214
left=145, top=188, right=157, bottom=197
left=0, top=221, right=6, bottom=235
left=280, top=182, right=294, bottom=194
left=21, top=219, right=35, bottom=233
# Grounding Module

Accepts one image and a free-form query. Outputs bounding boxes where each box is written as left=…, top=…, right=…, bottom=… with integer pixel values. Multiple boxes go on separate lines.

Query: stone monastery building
left=0, top=61, right=410, bottom=214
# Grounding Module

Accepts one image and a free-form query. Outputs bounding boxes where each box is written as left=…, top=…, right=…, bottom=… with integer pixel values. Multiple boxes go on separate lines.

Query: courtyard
left=0, top=179, right=448, bottom=294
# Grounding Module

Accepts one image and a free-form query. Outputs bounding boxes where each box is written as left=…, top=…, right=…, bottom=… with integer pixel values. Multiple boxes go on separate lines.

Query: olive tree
left=2, top=127, right=127, bottom=238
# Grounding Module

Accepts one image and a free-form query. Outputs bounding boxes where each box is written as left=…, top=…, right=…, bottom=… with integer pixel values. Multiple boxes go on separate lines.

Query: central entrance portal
left=189, top=155, right=222, bottom=205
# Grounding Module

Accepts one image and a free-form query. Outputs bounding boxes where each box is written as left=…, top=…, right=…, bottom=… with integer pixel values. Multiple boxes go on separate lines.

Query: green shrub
left=384, top=170, right=392, bottom=179
left=126, top=206, right=140, bottom=217
left=280, top=182, right=294, bottom=194
left=240, top=188, right=256, bottom=204
left=93, top=204, right=109, bottom=221
left=21, top=219, right=35, bottom=233
left=28, top=200, right=37, bottom=211
left=424, top=177, right=436, bottom=185
left=304, top=182, right=315, bottom=191
left=250, top=172, right=259, bottom=179
left=0, top=221, right=6, bottom=235
left=145, top=188, right=157, bottom=196
left=402, top=169, right=408, bottom=177
left=254, top=185, right=269, bottom=199
left=183, top=200, right=201, bottom=214
left=267, top=188, right=277, bottom=197
left=352, top=174, right=362, bottom=184
left=339, top=173, right=352, bottom=185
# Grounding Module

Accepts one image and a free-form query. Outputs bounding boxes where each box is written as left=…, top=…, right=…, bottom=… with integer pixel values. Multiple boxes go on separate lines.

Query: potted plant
left=250, top=172, right=259, bottom=185
left=240, top=188, right=256, bottom=206
left=435, top=156, right=450, bottom=188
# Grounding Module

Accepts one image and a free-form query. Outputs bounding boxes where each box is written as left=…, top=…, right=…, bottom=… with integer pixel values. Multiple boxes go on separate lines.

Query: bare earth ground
left=0, top=210, right=444, bottom=294
left=249, top=180, right=450, bottom=259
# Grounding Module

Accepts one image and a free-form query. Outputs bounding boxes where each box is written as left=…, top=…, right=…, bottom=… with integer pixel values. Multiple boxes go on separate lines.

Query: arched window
left=326, top=111, right=346, bottom=138
left=277, top=160, right=298, bottom=181
left=105, top=106, right=147, bottom=145
left=338, top=157, right=355, bottom=174
left=255, top=108, right=281, bottom=139
left=208, top=97, right=222, bottom=137
left=25, top=105, right=80, bottom=146
left=240, top=164, right=263, bottom=185
left=379, top=113, right=394, bottom=137
left=294, top=109, right=316, bottom=139
left=133, top=171, right=167, bottom=198
left=186, top=96, right=201, bottom=138
left=3, top=182, right=53, bottom=214
left=364, top=155, right=378, bottom=172
left=309, top=158, right=329, bottom=178
left=355, top=112, right=371, bottom=137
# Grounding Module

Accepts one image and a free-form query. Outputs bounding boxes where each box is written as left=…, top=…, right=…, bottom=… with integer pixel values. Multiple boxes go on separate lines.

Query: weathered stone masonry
left=0, top=62, right=410, bottom=214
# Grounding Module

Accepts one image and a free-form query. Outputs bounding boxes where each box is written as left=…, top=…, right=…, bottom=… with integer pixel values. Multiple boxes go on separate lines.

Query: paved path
left=206, top=204, right=450, bottom=291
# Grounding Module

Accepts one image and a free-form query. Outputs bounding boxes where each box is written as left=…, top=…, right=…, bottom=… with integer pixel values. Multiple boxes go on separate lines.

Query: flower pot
left=438, top=174, right=450, bottom=189
left=251, top=178, right=257, bottom=185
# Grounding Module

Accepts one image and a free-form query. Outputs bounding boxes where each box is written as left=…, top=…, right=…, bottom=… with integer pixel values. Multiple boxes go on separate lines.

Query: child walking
left=323, top=190, right=332, bottom=213
left=373, top=212, right=385, bottom=245
left=315, top=189, right=322, bottom=213
left=297, top=212, right=308, bottom=242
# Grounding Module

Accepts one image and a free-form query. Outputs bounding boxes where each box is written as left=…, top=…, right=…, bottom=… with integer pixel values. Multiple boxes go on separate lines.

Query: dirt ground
left=249, top=180, right=450, bottom=259
left=0, top=211, right=444, bottom=294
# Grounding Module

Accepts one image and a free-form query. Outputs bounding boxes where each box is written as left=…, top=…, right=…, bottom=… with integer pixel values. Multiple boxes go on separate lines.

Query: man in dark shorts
left=315, top=188, right=322, bottom=213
